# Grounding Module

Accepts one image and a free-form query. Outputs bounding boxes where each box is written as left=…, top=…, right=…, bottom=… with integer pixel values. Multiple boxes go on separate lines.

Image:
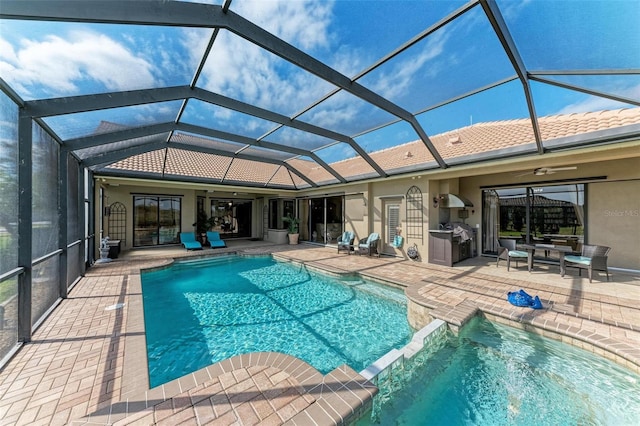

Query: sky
left=1, top=0, right=638, bottom=163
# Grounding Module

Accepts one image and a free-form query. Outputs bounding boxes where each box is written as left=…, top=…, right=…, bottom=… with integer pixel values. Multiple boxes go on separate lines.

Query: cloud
left=304, top=96, right=360, bottom=129
left=555, top=84, right=640, bottom=115
left=190, top=0, right=387, bottom=141
left=234, top=0, right=333, bottom=51
left=197, top=1, right=336, bottom=115
left=499, top=0, right=533, bottom=22
left=0, top=30, right=157, bottom=97
left=369, top=29, right=450, bottom=100
left=0, top=38, right=18, bottom=64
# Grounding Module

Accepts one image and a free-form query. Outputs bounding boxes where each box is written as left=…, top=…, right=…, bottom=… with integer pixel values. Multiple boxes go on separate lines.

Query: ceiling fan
left=515, top=166, right=577, bottom=177
left=533, top=166, right=577, bottom=176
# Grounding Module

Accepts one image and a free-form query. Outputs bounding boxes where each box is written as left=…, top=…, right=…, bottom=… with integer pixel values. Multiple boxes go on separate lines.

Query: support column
left=79, top=165, right=87, bottom=275
left=87, top=170, right=95, bottom=265
left=17, top=115, right=32, bottom=342
left=58, top=151, right=68, bottom=298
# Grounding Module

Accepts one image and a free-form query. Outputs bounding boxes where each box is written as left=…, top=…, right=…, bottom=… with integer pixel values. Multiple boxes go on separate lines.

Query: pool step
left=360, top=319, right=447, bottom=382
left=430, top=301, right=479, bottom=331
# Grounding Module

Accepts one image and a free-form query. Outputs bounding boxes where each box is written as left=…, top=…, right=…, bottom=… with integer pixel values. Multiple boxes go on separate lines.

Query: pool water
left=141, top=255, right=413, bottom=387
left=356, top=318, right=640, bottom=425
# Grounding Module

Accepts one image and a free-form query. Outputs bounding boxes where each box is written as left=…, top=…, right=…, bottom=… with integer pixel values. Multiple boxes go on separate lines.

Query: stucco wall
left=588, top=180, right=640, bottom=269
left=368, top=179, right=428, bottom=257
left=92, top=148, right=640, bottom=270
left=97, top=183, right=197, bottom=251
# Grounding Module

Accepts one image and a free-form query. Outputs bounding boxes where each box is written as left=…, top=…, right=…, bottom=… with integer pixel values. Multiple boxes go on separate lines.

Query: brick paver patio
left=1, top=241, right=638, bottom=425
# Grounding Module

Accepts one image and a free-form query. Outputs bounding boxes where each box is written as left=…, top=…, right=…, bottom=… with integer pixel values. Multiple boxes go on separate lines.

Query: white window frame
left=387, top=203, right=400, bottom=243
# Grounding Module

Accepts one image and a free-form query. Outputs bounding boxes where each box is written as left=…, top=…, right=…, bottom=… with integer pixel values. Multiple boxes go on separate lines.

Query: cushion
left=565, top=255, right=592, bottom=265
left=508, top=250, right=528, bottom=258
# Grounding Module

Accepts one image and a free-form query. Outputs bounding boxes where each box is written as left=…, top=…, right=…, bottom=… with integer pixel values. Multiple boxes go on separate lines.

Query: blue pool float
left=507, top=289, right=543, bottom=309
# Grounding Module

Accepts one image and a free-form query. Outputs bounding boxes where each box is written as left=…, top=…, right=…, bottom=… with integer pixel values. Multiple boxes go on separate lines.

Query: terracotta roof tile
left=225, top=158, right=281, bottom=185
left=103, top=108, right=640, bottom=186
left=108, top=149, right=165, bottom=174
left=164, top=149, right=231, bottom=180
left=368, top=142, right=435, bottom=171
left=331, top=155, right=377, bottom=180
left=286, top=158, right=337, bottom=184
left=330, top=108, right=640, bottom=174
left=269, top=166, right=296, bottom=186
left=171, top=132, right=244, bottom=153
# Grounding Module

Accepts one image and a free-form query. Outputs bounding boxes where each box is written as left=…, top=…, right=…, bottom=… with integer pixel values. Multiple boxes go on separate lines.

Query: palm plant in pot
left=192, top=210, right=209, bottom=244
left=282, top=213, right=300, bottom=245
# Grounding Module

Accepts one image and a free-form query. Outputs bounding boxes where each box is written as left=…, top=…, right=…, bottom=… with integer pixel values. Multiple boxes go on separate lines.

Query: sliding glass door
left=483, top=184, right=585, bottom=254
left=304, top=195, right=344, bottom=243
left=209, top=199, right=252, bottom=238
left=133, top=196, right=181, bottom=246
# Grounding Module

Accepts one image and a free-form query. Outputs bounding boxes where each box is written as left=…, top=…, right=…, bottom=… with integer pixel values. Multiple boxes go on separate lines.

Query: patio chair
left=561, top=244, right=611, bottom=282
left=179, top=232, right=203, bottom=250
left=206, top=231, right=227, bottom=249
left=496, top=238, right=528, bottom=271
left=358, top=232, right=380, bottom=257
left=337, top=231, right=355, bottom=254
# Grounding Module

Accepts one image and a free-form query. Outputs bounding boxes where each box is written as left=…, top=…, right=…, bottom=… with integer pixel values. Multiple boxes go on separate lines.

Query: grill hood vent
left=440, top=194, right=474, bottom=208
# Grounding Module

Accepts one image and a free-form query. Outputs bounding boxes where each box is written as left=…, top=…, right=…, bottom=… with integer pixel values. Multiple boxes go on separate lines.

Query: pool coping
left=403, top=283, right=640, bottom=375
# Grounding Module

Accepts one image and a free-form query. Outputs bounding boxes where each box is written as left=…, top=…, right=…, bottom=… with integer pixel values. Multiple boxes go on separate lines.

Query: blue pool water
left=141, top=255, right=413, bottom=388
left=356, top=318, right=640, bottom=425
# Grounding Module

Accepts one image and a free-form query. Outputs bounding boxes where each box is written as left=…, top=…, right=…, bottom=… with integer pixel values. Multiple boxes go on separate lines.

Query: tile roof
left=328, top=107, right=640, bottom=175
left=108, top=149, right=166, bottom=174
left=103, top=107, right=640, bottom=188
left=164, top=149, right=232, bottom=181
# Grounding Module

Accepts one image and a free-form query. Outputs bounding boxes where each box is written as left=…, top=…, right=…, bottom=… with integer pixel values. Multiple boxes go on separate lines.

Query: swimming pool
left=355, top=317, right=640, bottom=425
left=141, top=255, right=413, bottom=387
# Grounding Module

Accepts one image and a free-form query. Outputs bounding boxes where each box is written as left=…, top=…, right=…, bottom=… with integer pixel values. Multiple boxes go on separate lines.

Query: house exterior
left=97, top=108, right=640, bottom=270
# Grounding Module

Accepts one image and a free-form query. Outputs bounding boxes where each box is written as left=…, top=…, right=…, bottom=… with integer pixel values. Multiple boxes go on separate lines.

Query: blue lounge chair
left=206, top=231, right=227, bottom=249
left=358, top=232, right=380, bottom=257
left=337, top=231, right=355, bottom=254
left=179, top=232, right=203, bottom=250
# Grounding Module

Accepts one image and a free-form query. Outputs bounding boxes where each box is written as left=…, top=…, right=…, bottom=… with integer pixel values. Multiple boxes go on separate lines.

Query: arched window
left=406, top=186, right=423, bottom=243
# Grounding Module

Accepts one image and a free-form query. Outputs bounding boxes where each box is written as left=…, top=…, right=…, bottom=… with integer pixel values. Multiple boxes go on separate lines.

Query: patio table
left=520, top=244, right=575, bottom=273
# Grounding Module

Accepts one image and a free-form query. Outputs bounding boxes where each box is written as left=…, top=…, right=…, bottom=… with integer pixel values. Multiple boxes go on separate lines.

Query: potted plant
left=282, top=213, right=300, bottom=245
left=192, top=210, right=210, bottom=244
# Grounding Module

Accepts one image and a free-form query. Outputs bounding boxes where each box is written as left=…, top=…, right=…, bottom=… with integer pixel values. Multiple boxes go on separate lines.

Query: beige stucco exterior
left=95, top=141, right=640, bottom=270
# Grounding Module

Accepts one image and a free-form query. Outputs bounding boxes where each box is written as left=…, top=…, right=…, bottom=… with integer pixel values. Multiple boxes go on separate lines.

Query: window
left=387, top=204, right=400, bottom=243
left=268, top=198, right=295, bottom=230
left=133, top=195, right=181, bottom=246
left=269, top=199, right=278, bottom=229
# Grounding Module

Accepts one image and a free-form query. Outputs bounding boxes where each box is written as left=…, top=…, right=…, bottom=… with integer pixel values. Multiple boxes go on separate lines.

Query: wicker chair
left=496, top=238, right=528, bottom=271
left=337, top=231, right=355, bottom=254
left=358, top=232, right=380, bottom=257
left=561, top=244, right=611, bottom=282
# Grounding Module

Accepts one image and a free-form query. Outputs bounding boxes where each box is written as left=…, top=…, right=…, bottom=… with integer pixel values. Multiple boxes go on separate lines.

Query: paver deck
left=1, top=241, right=639, bottom=425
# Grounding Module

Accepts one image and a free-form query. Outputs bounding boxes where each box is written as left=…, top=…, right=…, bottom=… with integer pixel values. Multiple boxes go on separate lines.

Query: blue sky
left=1, top=0, right=638, bottom=163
